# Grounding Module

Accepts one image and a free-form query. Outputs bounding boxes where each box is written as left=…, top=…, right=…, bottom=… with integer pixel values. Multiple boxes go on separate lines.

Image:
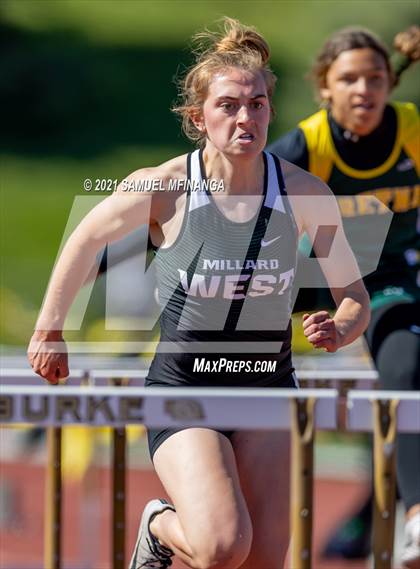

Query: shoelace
left=142, top=558, right=172, bottom=569
left=142, top=536, right=173, bottom=568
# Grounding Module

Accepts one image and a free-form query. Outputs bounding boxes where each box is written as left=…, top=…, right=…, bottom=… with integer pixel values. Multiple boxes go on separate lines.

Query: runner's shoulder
left=280, top=158, right=336, bottom=231
left=155, top=153, right=190, bottom=184
left=114, top=154, right=189, bottom=218
left=267, top=127, right=308, bottom=170
left=116, top=154, right=189, bottom=193
left=281, top=158, right=332, bottom=197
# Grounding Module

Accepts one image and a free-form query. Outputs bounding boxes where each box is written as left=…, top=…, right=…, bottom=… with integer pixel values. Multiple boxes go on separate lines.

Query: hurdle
left=348, top=390, right=420, bottom=569
left=44, top=422, right=61, bottom=569
left=1, top=369, right=89, bottom=569
left=90, top=356, right=378, bottom=567
left=92, top=370, right=145, bottom=566
left=0, top=380, right=337, bottom=569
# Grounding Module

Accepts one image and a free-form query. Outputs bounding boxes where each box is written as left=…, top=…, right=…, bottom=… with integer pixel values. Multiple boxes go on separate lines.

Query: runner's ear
left=320, top=87, right=331, bottom=104
left=190, top=109, right=206, bottom=132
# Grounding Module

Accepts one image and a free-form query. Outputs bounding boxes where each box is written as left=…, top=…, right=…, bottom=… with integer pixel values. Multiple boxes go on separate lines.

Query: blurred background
left=0, top=1, right=418, bottom=567
left=1, top=0, right=418, bottom=348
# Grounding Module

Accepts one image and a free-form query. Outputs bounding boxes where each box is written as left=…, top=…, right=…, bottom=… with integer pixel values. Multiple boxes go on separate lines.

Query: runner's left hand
left=302, top=311, right=342, bottom=353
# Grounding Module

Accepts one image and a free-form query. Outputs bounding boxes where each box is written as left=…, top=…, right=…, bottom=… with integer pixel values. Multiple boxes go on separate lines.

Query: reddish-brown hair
left=172, top=17, right=277, bottom=145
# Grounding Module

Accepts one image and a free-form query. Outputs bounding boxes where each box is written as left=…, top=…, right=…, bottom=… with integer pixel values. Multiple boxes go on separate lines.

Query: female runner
left=269, top=25, right=420, bottom=568
left=28, top=18, right=370, bottom=569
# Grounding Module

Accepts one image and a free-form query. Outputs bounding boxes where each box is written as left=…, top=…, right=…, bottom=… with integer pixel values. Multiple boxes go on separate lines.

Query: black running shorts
left=145, top=371, right=299, bottom=461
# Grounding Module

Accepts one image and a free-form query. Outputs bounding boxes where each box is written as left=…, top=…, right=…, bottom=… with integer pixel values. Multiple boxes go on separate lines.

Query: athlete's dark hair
left=310, top=26, right=420, bottom=101
left=172, top=17, right=277, bottom=145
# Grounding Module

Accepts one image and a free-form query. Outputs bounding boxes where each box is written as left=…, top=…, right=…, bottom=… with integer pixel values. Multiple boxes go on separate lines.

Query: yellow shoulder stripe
left=395, top=101, right=420, bottom=174
left=299, top=109, right=333, bottom=182
left=299, top=102, right=419, bottom=181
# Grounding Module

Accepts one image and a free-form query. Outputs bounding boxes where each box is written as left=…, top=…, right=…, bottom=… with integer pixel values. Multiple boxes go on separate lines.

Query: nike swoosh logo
left=397, top=158, right=414, bottom=172
left=261, top=235, right=282, bottom=247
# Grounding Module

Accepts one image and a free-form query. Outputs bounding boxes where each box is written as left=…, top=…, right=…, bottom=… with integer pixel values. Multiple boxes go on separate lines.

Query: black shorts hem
left=147, top=427, right=235, bottom=463
left=146, top=371, right=298, bottom=461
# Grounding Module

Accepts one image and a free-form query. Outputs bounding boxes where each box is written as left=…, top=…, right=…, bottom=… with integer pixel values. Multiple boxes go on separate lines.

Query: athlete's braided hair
left=172, top=17, right=276, bottom=145
left=310, top=25, right=419, bottom=101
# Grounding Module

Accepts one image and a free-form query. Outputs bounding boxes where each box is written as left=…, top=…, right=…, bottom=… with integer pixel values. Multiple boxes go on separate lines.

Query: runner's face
left=322, top=48, right=391, bottom=136
left=198, top=68, right=271, bottom=157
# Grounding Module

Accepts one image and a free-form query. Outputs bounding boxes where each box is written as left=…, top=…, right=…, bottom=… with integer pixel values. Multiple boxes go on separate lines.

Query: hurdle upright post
left=290, top=397, right=316, bottom=569
left=372, top=399, right=398, bottom=569
left=110, top=377, right=127, bottom=569
left=44, top=426, right=62, bottom=569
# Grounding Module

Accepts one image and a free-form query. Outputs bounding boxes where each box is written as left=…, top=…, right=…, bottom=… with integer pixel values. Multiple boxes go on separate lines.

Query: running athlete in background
left=269, top=25, right=420, bottom=568
left=28, top=18, right=370, bottom=569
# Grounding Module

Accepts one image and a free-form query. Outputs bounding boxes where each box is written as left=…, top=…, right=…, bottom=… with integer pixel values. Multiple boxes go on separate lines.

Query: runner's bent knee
left=189, top=523, right=253, bottom=569
left=153, top=428, right=253, bottom=566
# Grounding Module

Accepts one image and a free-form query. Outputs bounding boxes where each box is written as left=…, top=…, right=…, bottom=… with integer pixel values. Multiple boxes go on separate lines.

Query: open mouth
left=353, top=102, right=375, bottom=111
left=237, top=133, right=255, bottom=142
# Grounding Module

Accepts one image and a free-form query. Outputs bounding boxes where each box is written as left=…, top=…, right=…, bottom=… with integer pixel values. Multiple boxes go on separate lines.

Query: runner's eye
left=339, top=74, right=357, bottom=84
left=220, top=102, right=238, bottom=111
left=369, top=74, right=386, bottom=86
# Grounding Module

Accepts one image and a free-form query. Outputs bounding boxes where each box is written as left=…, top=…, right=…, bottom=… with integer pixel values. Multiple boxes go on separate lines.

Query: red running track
left=0, top=463, right=374, bottom=569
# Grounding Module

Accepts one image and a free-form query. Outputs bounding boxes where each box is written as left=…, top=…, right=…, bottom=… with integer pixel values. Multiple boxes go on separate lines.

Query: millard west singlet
left=146, top=150, right=299, bottom=386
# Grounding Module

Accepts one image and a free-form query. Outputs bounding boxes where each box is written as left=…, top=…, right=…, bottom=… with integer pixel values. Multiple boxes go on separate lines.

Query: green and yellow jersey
left=269, top=102, right=420, bottom=309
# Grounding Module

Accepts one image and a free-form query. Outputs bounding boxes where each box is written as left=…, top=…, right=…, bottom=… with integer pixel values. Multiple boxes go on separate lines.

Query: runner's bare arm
left=35, top=171, right=165, bottom=330
left=85, top=225, right=149, bottom=284
left=28, top=165, right=180, bottom=382
left=287, top=165, right=370, bottom=352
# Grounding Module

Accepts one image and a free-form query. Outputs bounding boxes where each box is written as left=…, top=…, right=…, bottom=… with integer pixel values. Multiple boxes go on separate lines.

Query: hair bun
left=394, top=25, right=420, bottom=62
left=173, top=17, right=276, bottom=146
left=214, top=18, right=270, bottom=65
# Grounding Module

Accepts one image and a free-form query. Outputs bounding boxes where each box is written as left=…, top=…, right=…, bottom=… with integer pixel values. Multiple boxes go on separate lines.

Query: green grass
left=1, top=147, right=178, bottom=300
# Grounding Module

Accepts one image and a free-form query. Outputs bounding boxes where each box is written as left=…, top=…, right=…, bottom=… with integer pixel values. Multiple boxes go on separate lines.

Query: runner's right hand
left=28, top=330, right=69, bottom=384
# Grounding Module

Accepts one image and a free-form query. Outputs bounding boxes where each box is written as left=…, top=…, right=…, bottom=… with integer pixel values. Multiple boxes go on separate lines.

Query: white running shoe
left=129, top=499, right=175, bottom=569
left=402, top=512, right=420, bottom=569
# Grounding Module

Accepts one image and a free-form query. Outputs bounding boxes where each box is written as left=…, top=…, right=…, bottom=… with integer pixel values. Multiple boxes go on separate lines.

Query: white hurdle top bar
left=0, top=368, right=378, bottom=386
left=347, top=390, right=420, bottom=433
left=0, top=369, right=88, bottom=385
left=0, top=386, right=338, bottom=429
